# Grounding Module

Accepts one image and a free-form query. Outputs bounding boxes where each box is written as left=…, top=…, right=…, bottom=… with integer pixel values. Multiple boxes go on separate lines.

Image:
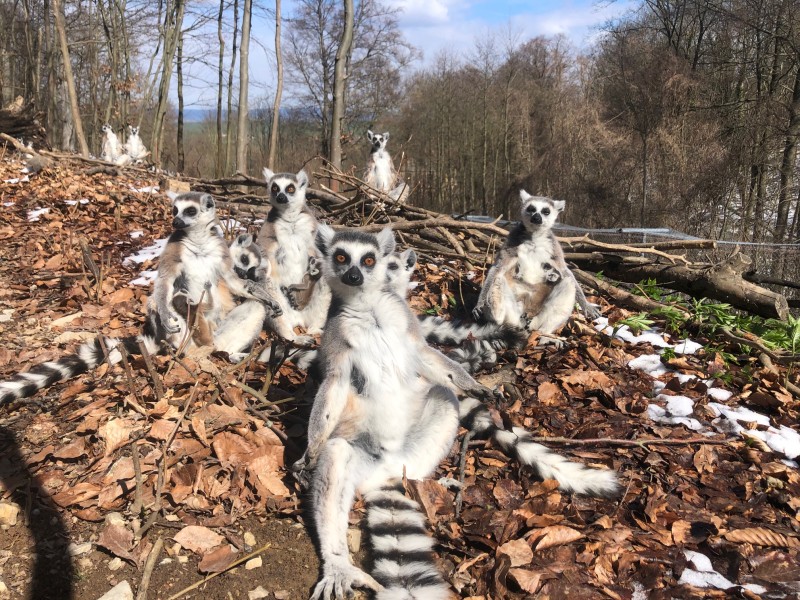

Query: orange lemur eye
left=286, top=185, right=296, bottom=194
left=362, top=256, right=375, bottom=267
left=334, top=252, right=347, bottom=264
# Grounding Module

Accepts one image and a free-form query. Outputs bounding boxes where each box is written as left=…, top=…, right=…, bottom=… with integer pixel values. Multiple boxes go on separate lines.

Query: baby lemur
left=473, top=191, right=599, bottom=341
left=0, top=192, right=281, bottom=407
left=298, top=224, right=495, bottom=600
left=256, top=168, right=330, bottom=342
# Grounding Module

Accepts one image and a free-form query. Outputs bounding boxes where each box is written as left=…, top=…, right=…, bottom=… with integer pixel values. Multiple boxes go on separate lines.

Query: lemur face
left=101, top=124, right=112, bottom=134
left=170, top=192, right=216, bottom=230
left=230, top=233, right=265, bottom=280
left=519, top=190, right=564, bottom=231
left=367, top=130, right=390, bottom=152
left=129, top=126, right=139, bottom=136
left=263, top=168, right=308, bottom=210
left=316, top=224, right=396, bottom=292
left=385, top=249, right=417, bottom=294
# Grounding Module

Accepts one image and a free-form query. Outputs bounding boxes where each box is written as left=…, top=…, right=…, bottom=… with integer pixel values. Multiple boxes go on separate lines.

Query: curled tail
left=418, top=315, right=526, bottom=349
left=365, top=483, right=451, bottom=600
left=0, top=335, right=144, bottom=407
left=459, top=398, right=620, bottom=498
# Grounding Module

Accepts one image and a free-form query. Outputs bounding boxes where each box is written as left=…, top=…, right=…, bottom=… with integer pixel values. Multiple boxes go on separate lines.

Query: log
left=0, top=97, right=50, bottom=149
left=571, top=251, right=789, bottom=320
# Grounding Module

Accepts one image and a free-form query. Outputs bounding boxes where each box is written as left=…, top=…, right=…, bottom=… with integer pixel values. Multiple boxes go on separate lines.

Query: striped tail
left=0, top=335, right=143, bottom=407
left=365, top=484, right=452, bottom=600
left=459, top=398, right=620, bottom=498
left=417, top=315, right=526, bottom=350
left=446, top=340, right=498, bottom=374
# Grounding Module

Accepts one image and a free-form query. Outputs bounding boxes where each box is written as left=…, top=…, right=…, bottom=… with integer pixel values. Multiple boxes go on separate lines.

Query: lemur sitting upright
left=363, top=130, right=397, bottom=193
left=0, top=192, right=282, bottom=407
left=123, top=125, right=148, bottom=161
left=100, top=124, right=123, bottom=163
left=296, top=224, right=496, bottom=600
left=256, top=168, right=330, bottom=342
left=473, top=191, right=600, bottom=342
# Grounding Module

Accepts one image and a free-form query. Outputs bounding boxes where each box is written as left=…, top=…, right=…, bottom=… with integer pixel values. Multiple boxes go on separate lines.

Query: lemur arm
left=222, top=269, right=283, bottom=317
left=569, top=270, right=601, bottom=319
left=153, top=273, right=182, bottom=333
left=304, top=357, right=352, bottom=464
left=473, top=251, right=515, bottom=322
left=418, top=345, right=496, bottom=401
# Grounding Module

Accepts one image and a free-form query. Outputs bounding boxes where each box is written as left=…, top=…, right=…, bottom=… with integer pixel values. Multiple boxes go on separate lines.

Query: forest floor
left=0, top=153, right=799, bottom=600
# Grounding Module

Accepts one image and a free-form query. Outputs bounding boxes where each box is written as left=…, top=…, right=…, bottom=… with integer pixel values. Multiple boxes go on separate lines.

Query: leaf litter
left=0, top=154, right=799, bottom=599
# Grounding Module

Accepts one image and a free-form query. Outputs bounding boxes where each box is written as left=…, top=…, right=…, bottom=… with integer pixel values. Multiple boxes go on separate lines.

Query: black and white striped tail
left=418, top=315, right=526, bottom=349
left=365, top=483, right=451, bottom=600
left=0, top=335, right=142, bottom=407
left=460, top=398, right=620, bottom=498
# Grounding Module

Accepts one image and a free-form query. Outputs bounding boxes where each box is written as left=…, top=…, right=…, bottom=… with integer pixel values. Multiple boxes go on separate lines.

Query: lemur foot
left=290, top=335, right=315, bottom=349
left=584, top=304, right=602, bottom=320
left=437, top=477, right=463, bottom=490
left=472, top=305, right=487, bottom=323
left=310, top=563, right=383, bottom=600
left=536, top=334, right=566, bottom=350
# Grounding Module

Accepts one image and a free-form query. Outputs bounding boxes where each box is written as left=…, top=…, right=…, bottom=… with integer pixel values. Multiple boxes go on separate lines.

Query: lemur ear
left=315, top=223, right=335, bottom=256
left=401, top=248, right=417, bottom=270
left=519, top=189, right=532, bottom=203
left=382, top=132, right=390, bottom=140
left=296, top=170, right=309, bottom=189
left=366, top=130, right=374, bottom=141
left=376, top=227, right=396, bottom=256
left=201, top=194, right=215, bottom=210
left=552, top=200, right=565, bottom=213
left=263, top=167, right=275, bottom=182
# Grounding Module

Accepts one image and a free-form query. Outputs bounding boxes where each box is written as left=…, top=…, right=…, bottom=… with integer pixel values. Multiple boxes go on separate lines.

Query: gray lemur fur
left=0, top=192, right=282, bottom=407
left=296, top=224, right=495, bottom=600
left=256, top=168, right=330, bottom=343
left=473, top=190, right=600, bottom=338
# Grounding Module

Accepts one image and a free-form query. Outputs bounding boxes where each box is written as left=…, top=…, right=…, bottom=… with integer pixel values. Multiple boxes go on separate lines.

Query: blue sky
left=180, top=0, right=635, bottom=108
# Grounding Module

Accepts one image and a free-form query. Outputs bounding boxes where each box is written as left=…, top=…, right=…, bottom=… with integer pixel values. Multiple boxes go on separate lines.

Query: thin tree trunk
left=225, top=0, right=239, bottom=174
left=236, top=0, right=252, bottom=175
left=215, top=0, right=225, bottom=177
left=176, top=27, right=185, bottom=173
left=267, top=0, right=283, bottom=167
left=329, top=0, right=354, bottom=182
left=152, top=0, right=185, bottom=166
left=52, top=0, right=89, bottom=156
left=774, top=65, right=800, bottom=243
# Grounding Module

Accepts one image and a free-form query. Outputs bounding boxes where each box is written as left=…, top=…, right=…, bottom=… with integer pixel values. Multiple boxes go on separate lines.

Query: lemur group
left=0, top=131, right=620, bottom=600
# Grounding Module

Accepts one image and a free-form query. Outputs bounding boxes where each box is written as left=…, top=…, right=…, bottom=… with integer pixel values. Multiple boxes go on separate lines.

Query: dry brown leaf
left=198, top=544, right=237, bottom=573
left=530, top=525, right=584, bottom=551
left=536, top=381, right=564, bottom=406
left=98, top=419, right=134, bottom=457
left=174, top=525, right=226, bottom=554
left=97, top=523, right=136, bottom=563
left=497, top=539, right=533, bottom=567
left=507, top=569, right=543, bottom=594
left=723, top=527, right=800, bottom=549
left=53, top=437, right=87, bottom=460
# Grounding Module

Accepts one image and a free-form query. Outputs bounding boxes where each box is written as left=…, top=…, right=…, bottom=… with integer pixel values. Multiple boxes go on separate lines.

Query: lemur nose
left=342, top=267, right=363, bottom=286
left=532, top=213, right=542, bottom=225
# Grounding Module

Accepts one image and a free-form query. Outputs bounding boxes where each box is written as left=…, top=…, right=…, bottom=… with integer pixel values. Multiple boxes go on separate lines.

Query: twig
left=454, top=430, right=475, bottom=519
left=165, top=542, right=274, bottom=600
left=116, top=342, right=148, bottom=416
left=135, top=537, right=164, bottom=600
left=138, top=340, right=164, bottom=401
left=529, top=436, right=736, bottom=447
left=719, top=328, right=799, bottom=365
left=130, top=439, right=144, bottom=518
left=559, top=235, right=694, bottom=265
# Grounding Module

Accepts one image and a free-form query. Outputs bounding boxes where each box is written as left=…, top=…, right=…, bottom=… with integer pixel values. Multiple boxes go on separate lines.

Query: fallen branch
left=530, top=436, right=736, bottom=447
left=135, top=537, right=164, bottom=600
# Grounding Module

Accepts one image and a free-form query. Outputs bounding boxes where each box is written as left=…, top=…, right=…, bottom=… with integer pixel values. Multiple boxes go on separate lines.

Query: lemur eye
left=334, top=252, right=347, bottom=264
left=542, top=208, right=551, bottom=216
left=526, top=205, right=535, bottom=213
left=362, top=255, right=376, bottom=267
left=185, top=207, right=197, bottom=217
left=271, top=184, right=279, bottom=193
left=286, top=185, right=296, bottom=194
left=172, top=207, right=178, bottom=216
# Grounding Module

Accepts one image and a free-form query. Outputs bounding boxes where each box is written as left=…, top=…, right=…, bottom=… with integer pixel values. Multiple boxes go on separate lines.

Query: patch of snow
left=706, top=388, right=733, bottom=402
left=647, top=403, right=704, bottom=431
left=708, top=403, right=800, bottom=461
left=252, top=218, right=264, bottom=225
left=708, top=403, right=771, bottom=428
left=64, top=198, right=90, bottom=206
left=131, top=185, right=160, bottom=193
left=657, top=394, right=695, bottom=417
left=130, top=271, right=157, bottom=287
left=407, top=281, right=420, bottom=290
left=27, top=207, right=50, bottom=221
left=2, top=201, right=13, bottom=207
left=21, top=166, right=30, bottom=174
left=4, top=175, right=30, bottom=184
left=679, top=550, right=766, bottom=594
left=631, top=582, right=648, bottom=600
left=130, top=230, right=144, bottom=239
left=466, top=271, right=476, bottom=280
left=123, top=238, right=166, bottom=265
left=628, top=354, right=672, bottom=377
left=674, top=339, right=703, bottom=354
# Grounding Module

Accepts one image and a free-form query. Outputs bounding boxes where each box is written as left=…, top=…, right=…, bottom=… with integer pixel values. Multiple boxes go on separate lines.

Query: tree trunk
left=215, top=0, right=225, bottom=177
left=329, top=0, right=354, bottom=180
left=177, top=27, right=185, bottom=173
left=52, top=0, right=89, bottom=156
left=236, top=0, right=252, bottom=175
left=152, top=0, right=186, bottom=166
left=774, top=65, right=800, bottom=243
left=225, top=0, right=239, bottom=175
left=267, top=0, right=283, bottom=168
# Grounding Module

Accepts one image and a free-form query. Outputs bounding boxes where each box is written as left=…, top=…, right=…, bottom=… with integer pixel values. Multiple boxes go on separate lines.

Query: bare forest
left=3, top=0, right=800, bottom=245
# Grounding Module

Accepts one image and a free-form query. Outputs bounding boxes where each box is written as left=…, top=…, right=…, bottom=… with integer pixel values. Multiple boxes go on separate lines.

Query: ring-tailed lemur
left=295, top=224, right=497, bottom=600
left=0, top=192, right=282, bottom=407
left=229, top=233, right=268, bottom=282
left=256, top=169, right=331, bottom=342
left=364, top=130, right=409, bottom=204
left=473, top=191, right=600, bottom=340
left=123, top=125, right=148, bottom=161
left=100, top=124, right=123, bottom=163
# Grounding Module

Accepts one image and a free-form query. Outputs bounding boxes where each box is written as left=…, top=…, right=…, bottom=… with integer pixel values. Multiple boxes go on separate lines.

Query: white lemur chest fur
left=168, top=230, right=229, bottom=305
left=366, top=150, right=395, bottom=192
left=264, top=211, right=316, bottom=286
left=514, top=234, right=556, bottom=285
